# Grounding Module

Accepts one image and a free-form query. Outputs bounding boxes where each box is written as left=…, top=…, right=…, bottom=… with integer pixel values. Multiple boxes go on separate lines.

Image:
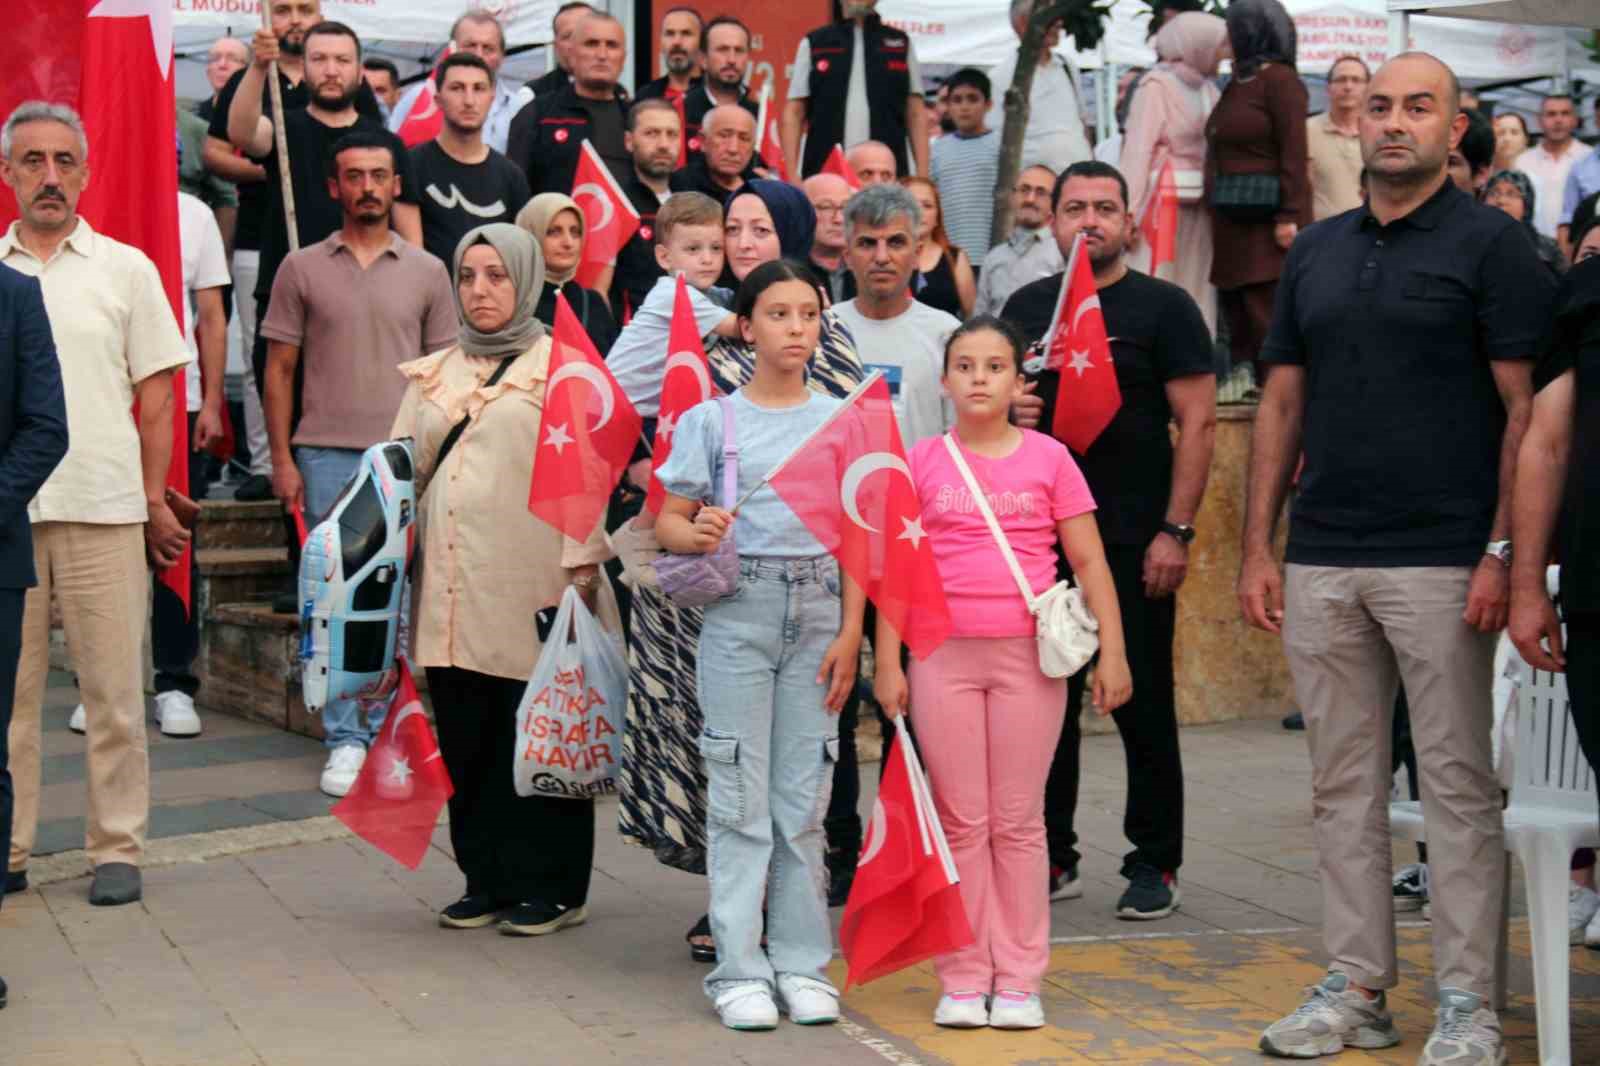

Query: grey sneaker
left=1259, top=972, right=1401, bottom=1057
left=1418, top=988, right=1506, bottom=1066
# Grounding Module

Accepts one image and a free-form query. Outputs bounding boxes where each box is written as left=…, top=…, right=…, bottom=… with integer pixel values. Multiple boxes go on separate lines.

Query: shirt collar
left=1317, top=111, right=1359, bottom=137
left=0, top=216, right=95, bottom=262
left=1009, top=226, right=1044, bottom=251
left=326, top=229, right=403, bottom=257
left=1359, top=177, right=1460, bottom=233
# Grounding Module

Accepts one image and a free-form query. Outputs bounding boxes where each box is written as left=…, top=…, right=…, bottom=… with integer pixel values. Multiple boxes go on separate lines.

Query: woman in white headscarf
left=1120, top=11, right=1229, bottom=335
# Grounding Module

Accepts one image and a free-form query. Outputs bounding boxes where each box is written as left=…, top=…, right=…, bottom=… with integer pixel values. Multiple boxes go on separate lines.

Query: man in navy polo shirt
left=1241, top=53, right=1554, bottom=1065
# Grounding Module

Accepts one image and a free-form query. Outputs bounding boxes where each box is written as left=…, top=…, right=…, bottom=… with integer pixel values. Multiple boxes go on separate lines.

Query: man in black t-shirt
left=411, top=53, right=531, bottom=266
left=1005, top=161, right=1215, bottom=923
left=1241, top=55, right=1555, bottom=1062
left=611, top=99, right=679, bottom=318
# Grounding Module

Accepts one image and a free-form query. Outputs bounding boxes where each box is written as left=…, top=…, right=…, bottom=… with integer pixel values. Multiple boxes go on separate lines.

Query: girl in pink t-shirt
left=874, top=316, right=1132, bottom=1031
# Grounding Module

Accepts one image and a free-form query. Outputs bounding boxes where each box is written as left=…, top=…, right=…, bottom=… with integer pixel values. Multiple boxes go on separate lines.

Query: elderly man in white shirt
left=985, top=0, right=1094, bottom=175
left=388, top=10, right=532, bottom=154
left=975, top=163, right=1063, bottom=317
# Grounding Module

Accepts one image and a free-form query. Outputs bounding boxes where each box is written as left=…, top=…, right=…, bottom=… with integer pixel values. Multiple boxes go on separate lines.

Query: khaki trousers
left=1283, top=564, right=1502, bottom=998
left=7, top=522, right=149, bottom=871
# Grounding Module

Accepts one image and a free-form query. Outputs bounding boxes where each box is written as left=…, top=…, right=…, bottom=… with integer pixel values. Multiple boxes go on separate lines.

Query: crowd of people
left=0, top=0, right=1597, bottom=1062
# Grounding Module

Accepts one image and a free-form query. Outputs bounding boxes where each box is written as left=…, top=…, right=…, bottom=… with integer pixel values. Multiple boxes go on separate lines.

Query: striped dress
left=616, top=310, right=865, bottom=873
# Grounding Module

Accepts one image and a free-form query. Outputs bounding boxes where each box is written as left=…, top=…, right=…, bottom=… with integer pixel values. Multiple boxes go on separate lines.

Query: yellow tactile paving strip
left=834, top=923, right=1600, bottom=1064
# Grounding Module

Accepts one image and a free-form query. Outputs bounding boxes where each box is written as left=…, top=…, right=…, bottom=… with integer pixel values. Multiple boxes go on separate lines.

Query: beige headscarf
left=1154, top=12, right=1228, bottom=87
left=451, top=223, right=547, bottom=359
left=515, top=192, right=586, bottom=285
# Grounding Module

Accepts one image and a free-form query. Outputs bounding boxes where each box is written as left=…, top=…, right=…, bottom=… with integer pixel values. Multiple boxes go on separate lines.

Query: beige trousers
left=1283, top=564, right=1502, bottom=998
left=8, top=522, right=149, bottom=871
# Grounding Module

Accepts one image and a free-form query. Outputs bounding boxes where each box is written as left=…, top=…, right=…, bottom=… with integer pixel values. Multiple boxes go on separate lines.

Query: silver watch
left=1485, top=540, right=1512, bottom=566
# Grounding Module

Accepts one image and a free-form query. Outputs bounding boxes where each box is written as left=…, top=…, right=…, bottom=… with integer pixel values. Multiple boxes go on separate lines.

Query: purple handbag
left=655, top=395, right=739, bottom=608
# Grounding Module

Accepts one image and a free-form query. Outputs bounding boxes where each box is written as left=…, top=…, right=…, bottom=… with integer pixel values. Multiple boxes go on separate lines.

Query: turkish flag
left=1045, top=234, right=1120, bottom=454
left=571, top=140, right=640, bottom=291
left=1140, top=158, right=1179, bottom=275
left=754, top=81, right=789, bottom=182
left=528, top=291, right=642, bottom=540
left=840, top=730, right=973, bottom=988
left=331, top=659, right=454, bottom=870
left=394, top=44, right=454, bottom=148
left=645, top=275, right=718, bottom=514
left=0, top=2, right=191, bottom=614
left=821, top=144, right=862, bottom=191
left=765, top=375, right=951, bottom=659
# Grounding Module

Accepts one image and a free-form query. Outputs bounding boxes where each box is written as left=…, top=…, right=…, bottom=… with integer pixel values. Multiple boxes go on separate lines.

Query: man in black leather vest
left=780, top=0, right=927, bottom=181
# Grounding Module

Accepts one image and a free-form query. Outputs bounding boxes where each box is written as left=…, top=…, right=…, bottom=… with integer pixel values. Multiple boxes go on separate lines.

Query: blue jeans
left=295, top=445, right=382, bottom=750
left=697, top=556, right=842, bottom=998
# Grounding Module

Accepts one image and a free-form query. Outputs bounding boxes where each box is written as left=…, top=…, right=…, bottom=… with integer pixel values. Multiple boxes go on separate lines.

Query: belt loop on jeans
left=737, top=555, right=833, bottom=582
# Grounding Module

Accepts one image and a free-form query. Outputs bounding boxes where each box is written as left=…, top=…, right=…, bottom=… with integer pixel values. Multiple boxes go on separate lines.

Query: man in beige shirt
left=1306, top=55, right=1367, bottom=221
left=0, top=103, right=189, bottom=907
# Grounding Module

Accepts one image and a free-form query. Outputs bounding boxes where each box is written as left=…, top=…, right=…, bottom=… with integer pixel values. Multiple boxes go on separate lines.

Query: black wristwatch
left=1160, top=522, right=1197, bottom=545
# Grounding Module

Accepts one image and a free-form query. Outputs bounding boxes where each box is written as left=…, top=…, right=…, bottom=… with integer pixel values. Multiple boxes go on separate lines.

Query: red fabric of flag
left=0, top=3, right=191, bottom=614
left=1140, top=158, right=1179, bottom=274
left=571, top=141, right=640, bottom=290
left=331, top=659, right=453, bottom=870
left=394, top=43, right=454, bottom=147
left=821, top=144, right=862, bottom=190
left=765, top=376, right=951, bottom=660
left=840, top=731, right=973, bottom=988
left=645, top=275, right=718, bottom=514
left=528, top=292, right=642, bottom=540
left=1045, top=236, right=1121, bottom=454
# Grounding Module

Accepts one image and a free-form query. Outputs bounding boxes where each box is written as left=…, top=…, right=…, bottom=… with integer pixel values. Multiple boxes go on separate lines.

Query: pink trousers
left=909, top=635, right=1066, bottom=995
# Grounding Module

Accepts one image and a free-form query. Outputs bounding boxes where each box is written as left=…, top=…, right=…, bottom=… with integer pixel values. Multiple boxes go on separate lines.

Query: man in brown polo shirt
left=260, top=128, right=455, bottom=794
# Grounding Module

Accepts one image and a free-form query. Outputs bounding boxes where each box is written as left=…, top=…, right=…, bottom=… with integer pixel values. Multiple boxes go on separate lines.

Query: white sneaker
left=68, top=703, right=86, bottom=735
left=1586, top=902, right=1600, bottom=948
left=153, top=691, right=202, bottom=737
left=1569, top=883, right=1600, bottom=945
left=319, top=746, right=366, bottom=797
left=775, top=974, right=839, bottom=1025
left=933, top=991, right=989, bottom=1028
left=987, top=989, right=1045, bottom=1030
left=714, top=983, right=778, bottom=1031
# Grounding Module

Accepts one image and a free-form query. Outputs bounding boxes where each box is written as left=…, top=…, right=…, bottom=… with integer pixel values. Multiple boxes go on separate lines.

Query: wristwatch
left=1160, top=522, right=1197, bottom=546
left=1485, top=540, right=1513, bottom=566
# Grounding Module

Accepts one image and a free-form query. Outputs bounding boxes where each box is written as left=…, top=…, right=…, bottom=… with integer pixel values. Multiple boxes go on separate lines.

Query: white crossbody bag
left=942, top=433, right=1099, bottom=679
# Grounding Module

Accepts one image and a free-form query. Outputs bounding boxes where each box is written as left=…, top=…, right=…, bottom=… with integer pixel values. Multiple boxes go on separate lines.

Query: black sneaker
left=1, top=974, right=7, bottom=1010
left=439, top=893, right=500, bottom=929
left=1049, top=864, right=1083, bottom=901
left=1392, top=863, right=1429, bottom=913
left=826, top=848, right=856, bottom=907
left=1116, top=863, right=1180, bottom=920
left=233, top=474, right=273, bottom=502
left=3, top=869, right=26, bottom=895
left=498, top=900, right=588, bottom=937
left=1282, top=711, right=1306, bottom=731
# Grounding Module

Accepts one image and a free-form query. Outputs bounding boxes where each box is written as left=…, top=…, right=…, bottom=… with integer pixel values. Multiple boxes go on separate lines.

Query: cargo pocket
left=808, top=735, right=840, bottom=831
left=699, top=731, right=747, bottom=827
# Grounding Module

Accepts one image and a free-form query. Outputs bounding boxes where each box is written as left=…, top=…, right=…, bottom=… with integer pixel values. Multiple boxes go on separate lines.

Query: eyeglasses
left=812, top=202, right=846, bottom=216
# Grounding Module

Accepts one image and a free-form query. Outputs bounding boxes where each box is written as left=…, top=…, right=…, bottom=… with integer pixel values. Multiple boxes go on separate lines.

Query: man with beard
left=410, top=53, right=531, bottom=266
left=1005, top=160, right=1215, bottom=922
left=508, top=11, right=631, bottom=197
left=1241, top=54, right=1554, bottom=1064
left=974, top=163, right=1061, bottom=315
left=611, top=98, right=681, bottom=318
left=387, top=11, right=531, bottom=155
left=681, top=16, right=758, bottom=168
left=260, top=129, right=456, bottom=796
left=636, top=7, right=703, bottom=108
left=669, top=105, right=759, bottom=201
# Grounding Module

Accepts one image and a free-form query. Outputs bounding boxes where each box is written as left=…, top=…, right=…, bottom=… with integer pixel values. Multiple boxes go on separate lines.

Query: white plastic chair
left=1390, top=567, right=1598, bottom=1066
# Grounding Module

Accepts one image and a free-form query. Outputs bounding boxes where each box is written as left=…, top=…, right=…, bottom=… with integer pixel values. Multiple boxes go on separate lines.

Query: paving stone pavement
left=5, top=677, right=1600, bottom=1064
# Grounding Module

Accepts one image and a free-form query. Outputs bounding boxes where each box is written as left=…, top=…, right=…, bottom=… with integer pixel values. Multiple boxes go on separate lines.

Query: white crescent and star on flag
left=839, top=452, right=925, bottom=549
left=544, top=362, right=617, bottom=454
left=573, top=182, right=615, bottom=233
left=88, top=0, right=174, bottom=80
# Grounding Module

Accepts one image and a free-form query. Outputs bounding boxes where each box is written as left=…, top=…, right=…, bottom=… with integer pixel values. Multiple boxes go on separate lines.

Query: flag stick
left=1042, top=232, right=1083, bottom=352
left=260, top=2, right=299, bottom=253
left=755, top=79, right=770, bottom=159
left=730, top=370, right=884, bottom=512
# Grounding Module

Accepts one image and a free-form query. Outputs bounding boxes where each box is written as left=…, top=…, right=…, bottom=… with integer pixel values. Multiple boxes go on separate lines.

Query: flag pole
left=730, top=369, right=884, bottom=512
left=1042, top=232, right=1082, bottom=348
left=755, top=79, right=770, bottom=159
left=260, top=2, right=299, bottom=253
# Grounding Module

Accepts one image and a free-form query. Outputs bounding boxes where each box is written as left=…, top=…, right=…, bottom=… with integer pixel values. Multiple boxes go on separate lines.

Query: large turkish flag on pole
left=0, top=2, right=190, bottom=613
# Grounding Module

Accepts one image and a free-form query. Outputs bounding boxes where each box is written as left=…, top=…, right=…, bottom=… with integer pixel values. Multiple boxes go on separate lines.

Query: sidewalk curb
left=27, top=816, right=360, bottom=886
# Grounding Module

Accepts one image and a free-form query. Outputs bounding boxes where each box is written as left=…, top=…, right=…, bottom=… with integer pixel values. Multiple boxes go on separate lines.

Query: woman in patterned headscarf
left=1484, top=168, right=1567, bottom=274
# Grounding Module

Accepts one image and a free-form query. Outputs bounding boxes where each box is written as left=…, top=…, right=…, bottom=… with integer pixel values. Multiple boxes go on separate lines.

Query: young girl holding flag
left=655, top=260, right=866, bottom=1032
left=874, top=316, right=1132, bottom=1029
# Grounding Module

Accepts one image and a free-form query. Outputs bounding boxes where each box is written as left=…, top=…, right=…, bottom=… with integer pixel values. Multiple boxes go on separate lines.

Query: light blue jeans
left=296, top=445, right=385, bottom=750
left=698, top=556, right=842, bottom=999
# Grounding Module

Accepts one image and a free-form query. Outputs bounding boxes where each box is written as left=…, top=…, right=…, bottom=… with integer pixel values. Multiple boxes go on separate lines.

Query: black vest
left=800, top=15, right=912, bottom=178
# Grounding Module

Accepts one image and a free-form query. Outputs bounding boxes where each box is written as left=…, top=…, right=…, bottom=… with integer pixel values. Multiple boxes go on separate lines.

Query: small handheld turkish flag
left=394, top=44, right=454, bottom=147
left=840, top=730, right=973, bottom=988
left=1045, top=234, right=1121, bottom=454
left=331, top=659, right=453, bottom=870
left=571, top=141, right=641, bottom=290
left=764, top=374, right=951, bottom=659
left=821, top=144, right=862, bottom=190
left=1139, top=158, right=1179, bottom=276
left=528, top=292, right=643, bottom=540
left=754, top=81, right=789, bottom=182
left=646, top=275, right=719, bottom=514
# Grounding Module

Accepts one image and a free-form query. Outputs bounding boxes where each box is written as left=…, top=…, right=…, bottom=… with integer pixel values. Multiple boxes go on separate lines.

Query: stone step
left=197, top=546, right=291, bottom=606
left=196, top=498, right=286, bottom=552
left=196, top=602, right=323, bottom=741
